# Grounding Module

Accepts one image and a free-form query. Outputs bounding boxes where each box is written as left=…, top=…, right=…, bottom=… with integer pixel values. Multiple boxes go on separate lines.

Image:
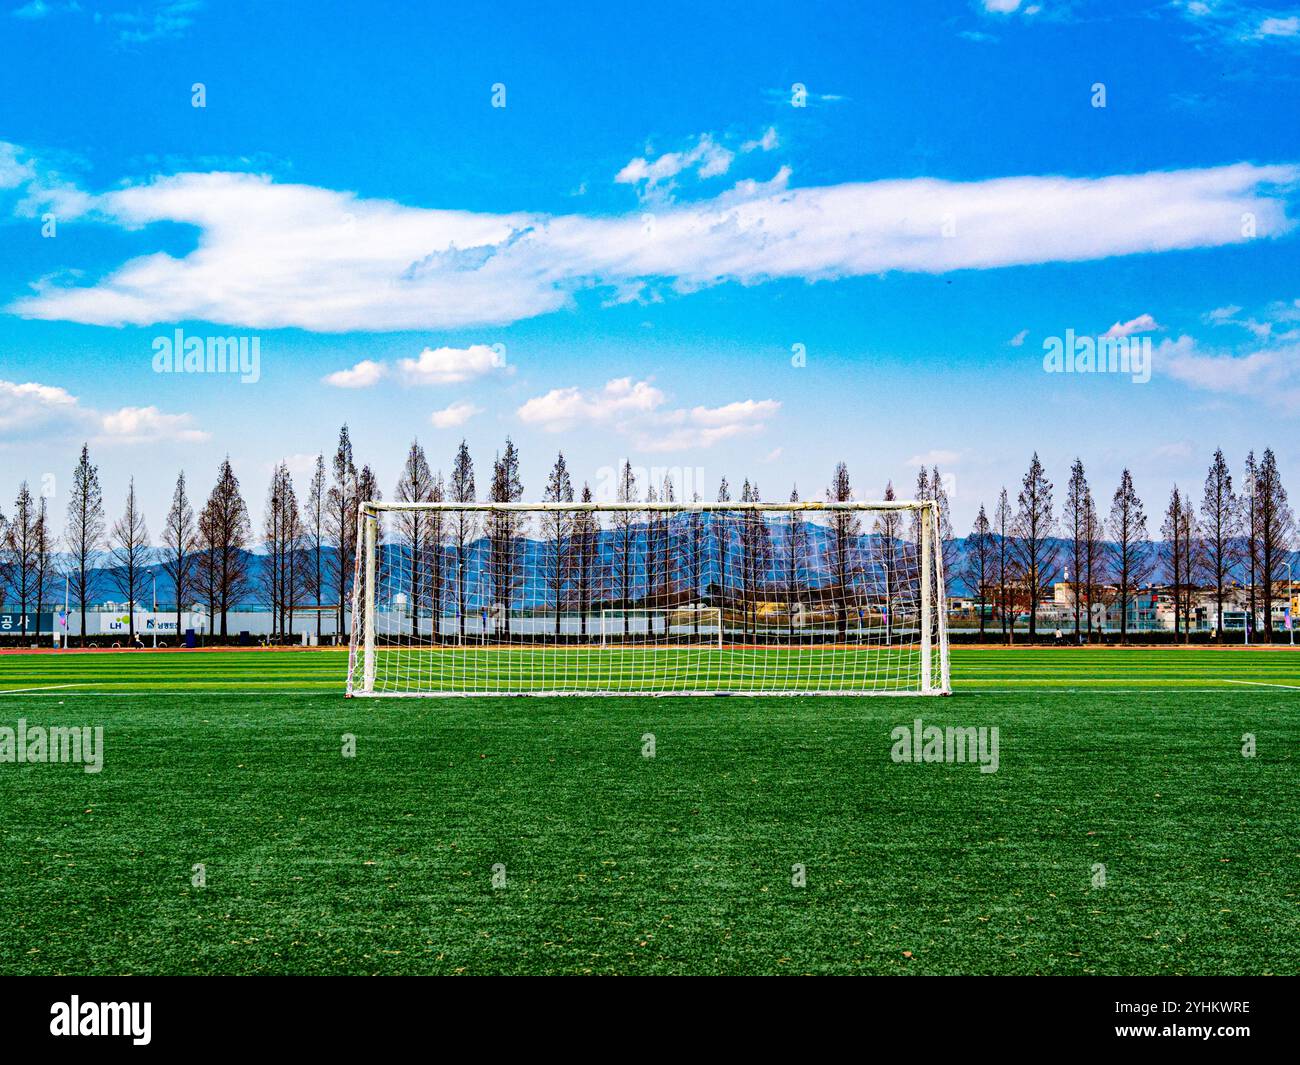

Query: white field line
left=0, top=686, right=1295, bottom=697
left=1222, top=679, right=1300, bottom=691
left=0, top=683, right=81, bottom=694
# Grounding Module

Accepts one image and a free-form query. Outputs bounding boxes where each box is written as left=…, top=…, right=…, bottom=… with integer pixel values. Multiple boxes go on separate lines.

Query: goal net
left=346, top=501, right=950, bottom=697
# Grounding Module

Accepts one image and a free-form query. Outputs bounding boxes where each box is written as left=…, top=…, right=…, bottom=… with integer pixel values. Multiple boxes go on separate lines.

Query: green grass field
left=0, top=646, right=1296, bottom=974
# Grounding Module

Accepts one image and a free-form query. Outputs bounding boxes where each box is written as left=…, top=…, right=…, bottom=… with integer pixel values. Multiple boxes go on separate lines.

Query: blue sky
left=0, top=0, right=1297, bottom=533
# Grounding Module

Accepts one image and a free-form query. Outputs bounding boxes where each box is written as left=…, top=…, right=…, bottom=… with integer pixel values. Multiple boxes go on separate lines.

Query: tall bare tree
left=541, top=451, right=574, bottom=636
left=614, top=461, right=639, bottom=636
left=109, top=478, right=151, bottom=640
left=571, top=483, right=599, bottom=638
left=1081, top=487, right=1107, bottom=642
left=993, top=488, right=1014, bottom=643
left=326, top=425, right=358, bottom=640
left=963, top=504, right=995, bottom=638
left=1063, top=459, right=1090, bottom=638
left=449, top=440, right=477, bottom=640
left=1012, top=453, right=1058, bottom=640
left=486, top=439, right=524, bottom=639
left=6, top=483, right=38, bottom=640
left=1256, top=448, right=1295, bottom=642
left=738, top=479, right=771, bottom=637
left=1243, top=450, right=1261, bottom=635
left=303, top=455, right=327, bottom=639
left=1200, top=448, right=1239, bottom=642
left=1161, top=486, right=1190, bottom=641
left=395, top=440, right=434, bottom=636
left=65, top=443, right=105, bottom=647
left=33, top=496, right=54, bottom=645
left=1107, top=469, right=1153, bottom=644
left=161, top=471, right=198, bottom=639
left=827, top=463, right=862, bottom=638
left=873, top=480, right=902, bottom=641
left=202, top=458, right=252, bottom=639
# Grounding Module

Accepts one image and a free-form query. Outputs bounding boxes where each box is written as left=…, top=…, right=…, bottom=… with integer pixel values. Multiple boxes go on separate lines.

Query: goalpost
left=346, top=500, right=950, bottom=697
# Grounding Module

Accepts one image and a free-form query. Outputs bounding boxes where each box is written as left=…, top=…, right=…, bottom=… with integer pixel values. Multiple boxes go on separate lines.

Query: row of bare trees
left=962, top=449, right=1295, bottom=643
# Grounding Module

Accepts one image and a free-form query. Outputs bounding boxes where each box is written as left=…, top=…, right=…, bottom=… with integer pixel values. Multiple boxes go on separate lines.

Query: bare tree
left=993, top=488, right=1014, bottom=643
left=202, top=458, right=253, bottom=639
left=303, top=455, right=327, bottom=639
left=326, top=425, right=358, bottom=640
left=1200, top=448, right=1239, bottom=642
left=161, top=471, right=197, bottom=638
left=65, top=443, right=105, bottom=647
left=1063, top=459, right=1089, bottom=638
left=1243, top=450, right=1261, bottom=635
left=261, top=463, right=301, bottom=639
left=542, top=451, right=574, bottom=636
left=571, top=483, right=599, bottom=638
left=828, top=463, right=862, bottom=638
left=1012, top=453, right=1058, bottom=640
left=738, top=479, right=771, bottom=637
left=486, top=439, right=524, bottom=639
left=1107, top=469, right=1153, bottom=644
left=426, top=471, right=446, bottom=640
left=6, top=483, right=38, bottom=640
left=1161, top=486, right=1190, bottom=641
left=873, top=481, right=902, bottom=641
left=33, top=496, right=54, bottom=645
left=613, top=461, right=639, bottom=636
left=109, top=479, right=151, bottom=641
left=449, top=440, right=477, bottom=640
left=963, top=504, right=995, bottom=638
left=1081, top=488, right=1107, bottom=642
left=1256, top=448, right=1295, bottom=642
left=396, top=440, right=434, bottom=636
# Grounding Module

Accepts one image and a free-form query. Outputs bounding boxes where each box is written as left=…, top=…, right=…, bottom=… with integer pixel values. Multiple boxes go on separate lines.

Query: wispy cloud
left=6, top=155, right=1297, bottom=333
left=429, top=401, right=482, bottom=429
left=1102, top=312, right=1160, bottom=339
left=517, top=377, right=779, bottom=451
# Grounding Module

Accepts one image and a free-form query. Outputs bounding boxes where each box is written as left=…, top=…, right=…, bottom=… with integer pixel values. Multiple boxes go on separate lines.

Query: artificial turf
left=0, top=646, right=1296, bottom=974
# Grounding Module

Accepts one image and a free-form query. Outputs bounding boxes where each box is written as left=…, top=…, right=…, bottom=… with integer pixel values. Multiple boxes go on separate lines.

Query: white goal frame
left=346, top=500, right=951, bottom=698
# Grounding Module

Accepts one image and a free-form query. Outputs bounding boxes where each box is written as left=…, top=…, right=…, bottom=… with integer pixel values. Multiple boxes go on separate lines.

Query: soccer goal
left=346, top=500, right=950, bottom=697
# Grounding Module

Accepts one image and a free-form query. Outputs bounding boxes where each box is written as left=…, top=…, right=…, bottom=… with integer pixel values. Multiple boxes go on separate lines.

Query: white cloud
left=1160, top=334, right=1300, bottom=412
left=1009, top=328, right=1029, bottom=346
left=518, top=377, right=665, bottom=431
left=397, top=344, right=508, bottom=386
left=517, top=377, right=778, bottom=451
left=98, top=405, right=209, bottom=444
left=7, top=161, right=1297, bottom=333
left=1101, top=312, right=1160, bottom=338
left=0, top=378, right=78, bottom=433
left=430, top=401, right=481, bottom=429
left=0, top=141, right=35, bottom=189
left=615, top=133, right=735, bottom=200
left=981, top=0, right=1024, bottom=12
left=0, top=377, right=206, bottom=444
left=1257, top=16, right=1300, bottom=37
left=741, top=127, right=779, bottom=153
left=323, top=358, right=387, bottom=388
